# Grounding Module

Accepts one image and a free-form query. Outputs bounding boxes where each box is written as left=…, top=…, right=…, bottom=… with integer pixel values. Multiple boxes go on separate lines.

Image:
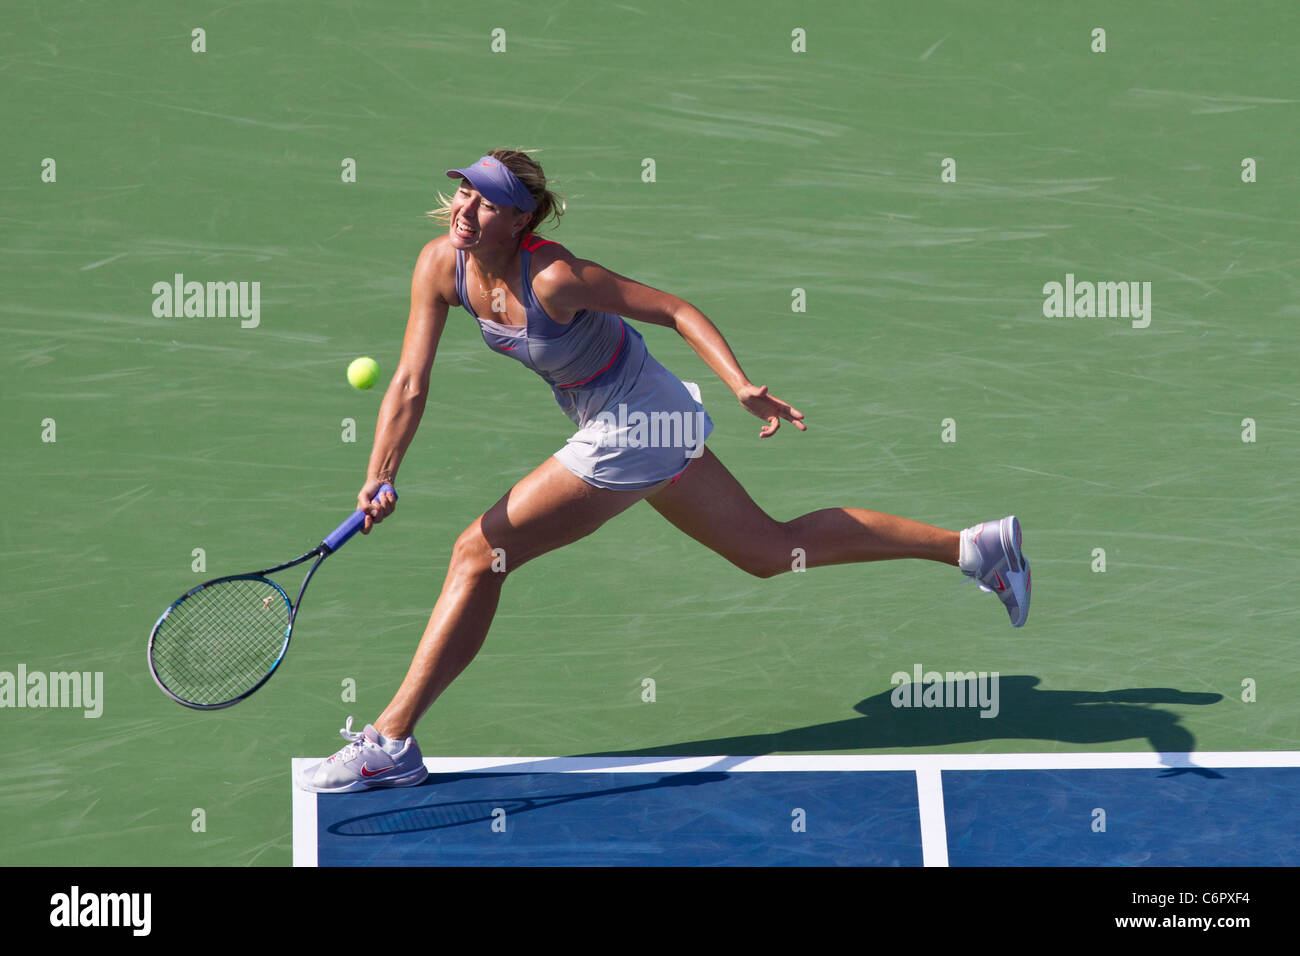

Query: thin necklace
left=474, top=263, right=504, bottom=300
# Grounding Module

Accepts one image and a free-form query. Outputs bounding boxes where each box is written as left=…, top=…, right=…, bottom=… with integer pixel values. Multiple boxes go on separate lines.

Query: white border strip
left=291, top=758, right=318, bottom=867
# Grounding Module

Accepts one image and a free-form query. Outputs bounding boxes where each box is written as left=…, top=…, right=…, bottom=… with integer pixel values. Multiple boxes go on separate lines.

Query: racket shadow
left=325, top=771, right=729, bottom=836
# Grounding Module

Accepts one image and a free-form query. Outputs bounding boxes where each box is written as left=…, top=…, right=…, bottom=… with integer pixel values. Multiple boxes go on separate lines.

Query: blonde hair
left=428, top=149, right=566, bottom=239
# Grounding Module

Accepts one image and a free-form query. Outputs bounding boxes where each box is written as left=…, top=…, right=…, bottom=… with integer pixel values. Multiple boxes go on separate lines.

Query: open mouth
left=455, top=221, right=477, bottom=239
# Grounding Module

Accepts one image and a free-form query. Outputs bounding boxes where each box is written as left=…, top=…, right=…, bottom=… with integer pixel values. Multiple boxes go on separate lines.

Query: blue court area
left=944, top=767, right=1300, bottom=867
left=312, top=769, right=923, bottom=867
left=292, top=755, right=1300, bottom=867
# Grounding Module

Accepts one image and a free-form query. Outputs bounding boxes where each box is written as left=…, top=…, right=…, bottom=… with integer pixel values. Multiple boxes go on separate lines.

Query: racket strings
left=151, top=578, right=291, bottom=706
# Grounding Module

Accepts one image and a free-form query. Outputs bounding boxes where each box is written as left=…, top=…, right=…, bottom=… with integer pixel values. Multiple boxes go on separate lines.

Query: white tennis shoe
left=959, top=515, right=1030, bottom=627
left=297, top=717, right=428, bottom=793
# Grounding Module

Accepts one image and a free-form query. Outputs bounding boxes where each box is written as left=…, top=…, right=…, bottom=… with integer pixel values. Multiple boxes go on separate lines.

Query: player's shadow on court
left=587, top=677, right=1225, bottom=777
left=325, top=771, right=731, bottom=837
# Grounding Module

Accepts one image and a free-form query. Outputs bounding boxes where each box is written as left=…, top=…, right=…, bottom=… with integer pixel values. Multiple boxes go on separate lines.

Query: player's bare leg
left=645, top=447, right=959, bottom=576
left=373, top=457, right=658, bottom=740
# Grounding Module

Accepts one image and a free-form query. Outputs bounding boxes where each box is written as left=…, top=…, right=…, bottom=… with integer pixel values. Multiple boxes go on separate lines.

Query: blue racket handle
left=322, top=483, right=397, bottom=553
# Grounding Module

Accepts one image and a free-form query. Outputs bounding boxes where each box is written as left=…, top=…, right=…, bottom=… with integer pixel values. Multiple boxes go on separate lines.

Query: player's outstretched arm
left=360, top=241, right=449, bottom=531
left=538, top=252, right=807, bottom=438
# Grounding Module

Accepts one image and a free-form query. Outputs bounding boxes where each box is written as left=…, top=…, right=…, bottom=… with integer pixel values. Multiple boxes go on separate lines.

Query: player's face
left=450, top=180, right=527, bottom=249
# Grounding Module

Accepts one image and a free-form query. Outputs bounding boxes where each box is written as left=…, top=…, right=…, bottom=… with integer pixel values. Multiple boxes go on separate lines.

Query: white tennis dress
left=454, top=234, right=713, bottom=489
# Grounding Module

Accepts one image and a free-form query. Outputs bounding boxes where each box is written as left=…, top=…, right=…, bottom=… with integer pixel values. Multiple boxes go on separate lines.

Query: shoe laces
left=329, top=716, right=371, bottom=763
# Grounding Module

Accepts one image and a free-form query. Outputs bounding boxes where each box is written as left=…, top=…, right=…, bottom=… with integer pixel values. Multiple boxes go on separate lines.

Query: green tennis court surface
left=2, top=1, right=1297, bottom=868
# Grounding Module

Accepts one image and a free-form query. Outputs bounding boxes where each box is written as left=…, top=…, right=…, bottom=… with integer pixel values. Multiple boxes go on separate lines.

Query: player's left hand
left=736, top=383, right=806, bottom=438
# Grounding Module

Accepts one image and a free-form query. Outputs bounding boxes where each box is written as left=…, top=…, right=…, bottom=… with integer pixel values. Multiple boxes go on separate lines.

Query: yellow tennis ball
left=347, top=357, right=379, bottom=390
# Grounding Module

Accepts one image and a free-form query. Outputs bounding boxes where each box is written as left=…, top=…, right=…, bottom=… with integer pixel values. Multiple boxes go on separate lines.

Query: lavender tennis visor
left=445, top=156, right=538, bottom=212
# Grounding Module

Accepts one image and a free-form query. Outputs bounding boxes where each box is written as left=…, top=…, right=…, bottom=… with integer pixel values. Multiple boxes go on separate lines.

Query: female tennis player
left=297, top=150, right=1030, bottom=792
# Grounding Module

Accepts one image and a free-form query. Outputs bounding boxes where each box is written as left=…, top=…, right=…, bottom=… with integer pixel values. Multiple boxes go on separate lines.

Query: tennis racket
left=148, top=484, right=396, bottom=710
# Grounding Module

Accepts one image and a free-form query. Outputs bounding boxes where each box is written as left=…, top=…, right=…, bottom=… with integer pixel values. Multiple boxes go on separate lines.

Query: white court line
left=407, top=751, right=1300, bottom=773
left=291, top=758, right=318, bottom=867
left=289, top=752, right=1300, bottom=867
left=915, top=768, right=949, bottom=867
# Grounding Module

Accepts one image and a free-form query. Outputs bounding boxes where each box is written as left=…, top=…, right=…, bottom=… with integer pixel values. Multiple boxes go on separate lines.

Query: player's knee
left=449, top=521, right=503, bottom=580
left=731, top=549, right=788, bottom=579
left=729, top=522, right=794, bottom=578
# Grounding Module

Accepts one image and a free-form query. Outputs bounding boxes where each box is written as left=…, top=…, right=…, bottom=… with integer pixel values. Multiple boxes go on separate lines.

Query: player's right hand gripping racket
left=148, top=485, right=396, bottom=710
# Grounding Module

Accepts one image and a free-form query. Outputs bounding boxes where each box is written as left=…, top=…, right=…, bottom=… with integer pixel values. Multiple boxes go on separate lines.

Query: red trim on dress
left=557, top=322, right=625, bottom=388
left=520, top=233, right=557, bottom=252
